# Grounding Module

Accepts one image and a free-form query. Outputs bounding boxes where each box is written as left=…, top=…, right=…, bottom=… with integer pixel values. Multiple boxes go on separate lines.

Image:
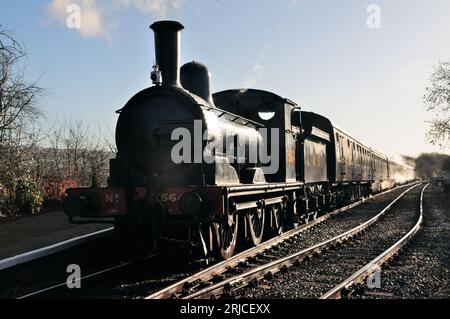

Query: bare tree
left=424, top=60, right=450, bottom=148
left=101, top=122, right=118, bottom=157
left=0, top=25, right=43, bottom=180
left=0, top=26, right=113, bottom=215
left=0, top=25, right=42, bottom=138
left=43, top=118, right=113, bottom=189
left=415, top=153, right=450, bottom=180
left=0, top=25, right=44, bottom=215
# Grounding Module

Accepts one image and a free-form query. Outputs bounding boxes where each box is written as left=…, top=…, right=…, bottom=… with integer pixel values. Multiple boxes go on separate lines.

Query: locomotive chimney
left=150, top=21, right=184, bottom=87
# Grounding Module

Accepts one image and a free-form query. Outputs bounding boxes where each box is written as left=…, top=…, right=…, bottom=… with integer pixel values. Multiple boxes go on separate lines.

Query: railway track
left=147, top=183, right=421, bottom=299
left=320, top=183, right=429, bottom=299
left=236, top=183, right=428, bottom=299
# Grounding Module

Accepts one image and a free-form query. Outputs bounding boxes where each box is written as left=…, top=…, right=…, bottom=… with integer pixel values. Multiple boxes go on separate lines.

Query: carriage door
left=357, top=145, right=363, bottom=179
left=336, top=133, right=346, bottom=181
left=350, top=141, right=355, bottom=179
left=291, top=107, right=303, bottom=182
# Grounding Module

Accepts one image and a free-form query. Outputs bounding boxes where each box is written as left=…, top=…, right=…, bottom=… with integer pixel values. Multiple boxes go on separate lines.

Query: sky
left=1, top=0, right=450, bottom=158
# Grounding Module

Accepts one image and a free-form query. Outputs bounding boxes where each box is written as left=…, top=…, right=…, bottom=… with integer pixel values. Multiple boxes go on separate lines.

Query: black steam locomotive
left=63, top=21, right=415, bottom=259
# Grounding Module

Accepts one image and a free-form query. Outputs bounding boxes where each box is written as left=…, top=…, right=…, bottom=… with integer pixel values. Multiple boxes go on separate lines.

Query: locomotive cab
left=213, top=89, right=300, bottom=183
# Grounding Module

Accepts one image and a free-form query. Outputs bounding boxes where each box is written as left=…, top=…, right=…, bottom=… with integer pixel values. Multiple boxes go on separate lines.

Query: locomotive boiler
left=63, top=20, right=415, bottom=259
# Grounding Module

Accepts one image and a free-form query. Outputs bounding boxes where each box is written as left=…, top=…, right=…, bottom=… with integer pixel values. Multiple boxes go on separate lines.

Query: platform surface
left=0, top=212, right=111, bottom=260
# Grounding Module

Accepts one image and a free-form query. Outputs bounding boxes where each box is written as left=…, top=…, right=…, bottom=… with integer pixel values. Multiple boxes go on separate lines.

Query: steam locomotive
left=63, top=21, right=415, bottom=259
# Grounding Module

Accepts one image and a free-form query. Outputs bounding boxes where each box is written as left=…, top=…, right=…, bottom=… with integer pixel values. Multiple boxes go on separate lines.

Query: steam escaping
left=45, top=0, right=187, bottom=38
left=390, top=153, right=407, bottom=165
left=241, top=42, right=274, bottom=88
left=389, top=154, right=416, bottom=186
left=242, top=63, right=264, bottom=88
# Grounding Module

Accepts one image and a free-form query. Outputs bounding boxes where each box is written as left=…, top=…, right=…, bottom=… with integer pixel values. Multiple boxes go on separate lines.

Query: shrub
left=43, top=178, right=77, bottom=204
left=12, top=178, right=43, bottom=215
left=0, top=182, right=7, bottom=216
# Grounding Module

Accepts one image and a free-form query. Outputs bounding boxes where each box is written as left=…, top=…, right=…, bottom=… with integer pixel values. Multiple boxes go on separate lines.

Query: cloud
left=46, top=0, right=105, bottom=38
left=45, top=0, right=186, bottom=39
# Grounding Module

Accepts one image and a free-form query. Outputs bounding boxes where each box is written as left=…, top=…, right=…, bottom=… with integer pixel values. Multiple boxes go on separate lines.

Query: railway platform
left=0, top=211, right=110, bottom=261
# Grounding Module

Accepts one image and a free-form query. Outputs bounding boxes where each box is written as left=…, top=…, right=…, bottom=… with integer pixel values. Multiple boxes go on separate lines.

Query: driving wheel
left=246, top=207, right=265, bottom=246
